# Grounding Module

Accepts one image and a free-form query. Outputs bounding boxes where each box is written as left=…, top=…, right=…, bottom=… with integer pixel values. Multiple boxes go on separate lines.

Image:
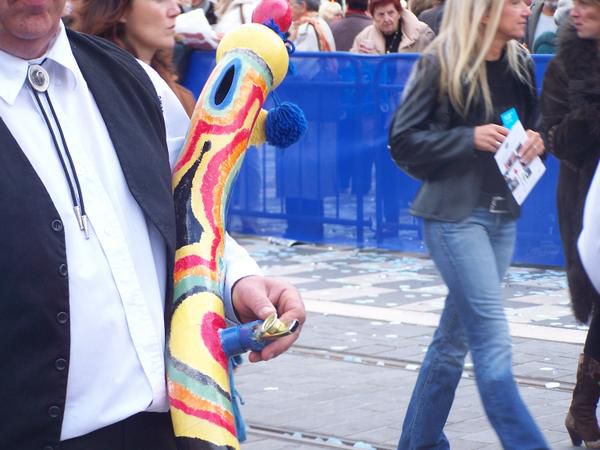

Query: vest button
left=56, top=312, right=69, bottom=324
left=55, top=358, right=67, bottom=371
left=51, top=219, right=63, bottom=232
left=58, top=263, right=68, bottom=277
left=48, top=405, right=61, bottom=418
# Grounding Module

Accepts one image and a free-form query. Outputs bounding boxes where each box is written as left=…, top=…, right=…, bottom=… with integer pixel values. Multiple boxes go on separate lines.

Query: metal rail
left=247, top=423, right=396, bottom=449
left=289, top=345, right=575, bottom=393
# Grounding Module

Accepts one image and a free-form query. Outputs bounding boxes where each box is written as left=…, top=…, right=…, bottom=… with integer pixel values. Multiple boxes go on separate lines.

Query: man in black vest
left=0, top=1, right=305, bottom=449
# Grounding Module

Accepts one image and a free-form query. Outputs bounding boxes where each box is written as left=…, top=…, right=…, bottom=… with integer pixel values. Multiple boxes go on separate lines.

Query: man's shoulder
left=334, top=13, right=371, bottom=28
left=66, top=30, right=152, bottom=84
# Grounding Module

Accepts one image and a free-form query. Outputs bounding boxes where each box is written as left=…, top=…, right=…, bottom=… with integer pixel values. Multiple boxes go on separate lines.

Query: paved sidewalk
left=233, top=235, right=586, bottom=449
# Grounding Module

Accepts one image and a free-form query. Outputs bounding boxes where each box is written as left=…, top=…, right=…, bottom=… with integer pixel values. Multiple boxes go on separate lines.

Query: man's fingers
left=232, top=276, right=276, bottom=323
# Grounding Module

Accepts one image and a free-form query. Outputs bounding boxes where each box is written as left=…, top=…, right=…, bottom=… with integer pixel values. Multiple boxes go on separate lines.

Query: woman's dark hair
left=73, top=0, right=179, bottom=95
left=368, top=0, right=402, bottom=16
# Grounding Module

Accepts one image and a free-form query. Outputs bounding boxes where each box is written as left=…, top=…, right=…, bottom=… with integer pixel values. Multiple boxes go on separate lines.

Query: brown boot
left=565, top=354, right=600, bottom=448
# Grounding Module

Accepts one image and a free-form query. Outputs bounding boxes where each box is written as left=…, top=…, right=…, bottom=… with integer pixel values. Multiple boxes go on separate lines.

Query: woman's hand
left=474, top=124, right=509, bottom=152
left=358, top=41, right=376, bottom=54
left=519, top=129, right=545, bottom=164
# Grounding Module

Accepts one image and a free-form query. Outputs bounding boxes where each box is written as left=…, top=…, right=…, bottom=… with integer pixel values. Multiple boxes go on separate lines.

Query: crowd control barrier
left=182, top=52, right=562, bottom=267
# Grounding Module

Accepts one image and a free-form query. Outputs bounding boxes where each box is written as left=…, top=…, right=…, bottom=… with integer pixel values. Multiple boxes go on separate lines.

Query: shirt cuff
left=223, top=233, right=262, bottom=324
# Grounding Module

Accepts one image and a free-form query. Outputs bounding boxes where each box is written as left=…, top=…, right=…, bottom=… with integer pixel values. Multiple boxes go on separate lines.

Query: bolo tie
left=27, top=61, right=90, bottom=239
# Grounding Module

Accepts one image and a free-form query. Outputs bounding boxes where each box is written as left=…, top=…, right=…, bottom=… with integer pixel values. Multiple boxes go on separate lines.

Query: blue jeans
left=398, top=208, right=549, bottom=450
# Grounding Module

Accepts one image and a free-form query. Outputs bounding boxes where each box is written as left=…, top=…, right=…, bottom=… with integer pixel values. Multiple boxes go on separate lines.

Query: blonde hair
left=319, top=1, right=343, bottom=23
left=427, top=0, right=532, bottom=118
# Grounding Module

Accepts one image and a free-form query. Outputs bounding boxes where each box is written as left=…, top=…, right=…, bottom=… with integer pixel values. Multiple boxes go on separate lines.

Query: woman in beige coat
left=350, top=0, right=434, bottom=54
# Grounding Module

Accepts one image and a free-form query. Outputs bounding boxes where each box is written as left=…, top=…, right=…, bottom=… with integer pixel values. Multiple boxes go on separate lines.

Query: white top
left=534, top=12, right=558, bottom=43
left=579, top=162, right=600, bottom=294
left=212, top=0, right=259, bottom=35
left=0, top=22, right=260, bottom=440
left=292, top=17, right=336, bottom=52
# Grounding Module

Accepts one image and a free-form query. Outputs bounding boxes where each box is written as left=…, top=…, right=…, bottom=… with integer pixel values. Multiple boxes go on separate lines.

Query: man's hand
left=232, top=276, right=305, bottom=363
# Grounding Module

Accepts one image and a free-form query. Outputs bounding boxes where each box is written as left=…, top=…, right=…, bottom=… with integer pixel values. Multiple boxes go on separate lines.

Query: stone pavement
left=232, top=235, right=587, bottom=449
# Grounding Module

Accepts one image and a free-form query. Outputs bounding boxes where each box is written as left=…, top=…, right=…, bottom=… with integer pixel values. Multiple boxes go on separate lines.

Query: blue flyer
left=500, top=107, right=519, bottom=129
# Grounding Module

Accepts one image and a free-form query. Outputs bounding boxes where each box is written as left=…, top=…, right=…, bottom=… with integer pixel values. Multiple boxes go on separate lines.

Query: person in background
left=212, top=0, right=259, bottom=36
left=555, top=0, right=574, bottom=23
left=350, top=0, right=434, bottom=54
left=330, top=0, right=371, bottom=51
left=289, top=0, right=336, bottom=51
left=74, top=0, right=196, bottom=116
left=350, top=0, right=433, bottom=237
left=531, top=0, right=573, bottom=53
left=319, top=0, right=344, bottom=25
left=525, top=0, right=558, bottom=50
left=541, top=0, right=600, bottom=446
left=418, top=0, right=444, bottom=35
left=389, top=0, right=549, bottom=448
left=407, top=0, right=434, bottom=17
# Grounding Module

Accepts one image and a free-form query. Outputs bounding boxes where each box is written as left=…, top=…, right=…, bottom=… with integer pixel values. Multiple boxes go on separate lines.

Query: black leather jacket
left=388, top=50, right=539, bottom=222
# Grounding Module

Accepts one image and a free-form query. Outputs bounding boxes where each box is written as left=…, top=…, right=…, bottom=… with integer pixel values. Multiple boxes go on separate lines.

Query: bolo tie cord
left=27, top=61, right=90, bottom=239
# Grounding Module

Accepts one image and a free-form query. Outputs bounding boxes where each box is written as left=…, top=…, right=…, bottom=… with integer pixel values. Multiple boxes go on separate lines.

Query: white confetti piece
left=545, top=382, right=561, bottom=389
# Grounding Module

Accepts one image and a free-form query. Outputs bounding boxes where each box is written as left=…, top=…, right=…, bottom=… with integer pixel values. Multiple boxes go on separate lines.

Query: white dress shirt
left=0, top=22, right=260, bottom=440
left=579, top=162, right=600, bottom=294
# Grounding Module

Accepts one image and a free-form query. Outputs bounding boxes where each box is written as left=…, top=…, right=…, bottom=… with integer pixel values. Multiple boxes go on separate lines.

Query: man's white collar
left=0, top=21, right=83, bottom=105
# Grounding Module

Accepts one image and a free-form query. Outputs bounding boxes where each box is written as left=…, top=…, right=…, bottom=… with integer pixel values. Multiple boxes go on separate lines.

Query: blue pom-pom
left=265, top=102, right=307, bottom=148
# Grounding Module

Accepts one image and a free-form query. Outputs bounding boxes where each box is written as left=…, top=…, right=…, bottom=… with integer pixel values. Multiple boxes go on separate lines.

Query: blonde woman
left=389, top=0, right=548, bottom=448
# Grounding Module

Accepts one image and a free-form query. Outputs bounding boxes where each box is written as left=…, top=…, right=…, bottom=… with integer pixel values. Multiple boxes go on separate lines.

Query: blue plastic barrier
left=182, top=52, right=563, bottom=267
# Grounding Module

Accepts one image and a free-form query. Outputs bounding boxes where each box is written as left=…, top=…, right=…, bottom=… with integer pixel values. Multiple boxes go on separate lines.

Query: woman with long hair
left=389, top=0, right=549, bottom=448
left=74, top=0, right=196, bottom=116
left=541, top=0, right=600, bottom=447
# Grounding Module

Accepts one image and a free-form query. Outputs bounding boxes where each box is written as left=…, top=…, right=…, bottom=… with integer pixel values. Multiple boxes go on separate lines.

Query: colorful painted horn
left=168, top=22, right=302, bottom=450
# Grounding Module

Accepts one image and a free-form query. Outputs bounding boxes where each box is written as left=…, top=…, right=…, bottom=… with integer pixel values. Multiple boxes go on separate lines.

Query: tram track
left=242, top=345, right=574, bottom=448
left=289, top=345, right=575, bottom=393
left=247, top=423, right=396, bottom=449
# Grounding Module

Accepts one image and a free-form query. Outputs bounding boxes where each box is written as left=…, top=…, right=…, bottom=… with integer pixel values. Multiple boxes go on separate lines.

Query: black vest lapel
left=68, top=30, right=176, bottom=274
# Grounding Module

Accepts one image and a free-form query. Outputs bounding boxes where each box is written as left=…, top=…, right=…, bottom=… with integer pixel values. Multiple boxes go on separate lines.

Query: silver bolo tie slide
left=27, top=63, right=90, bottom=239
